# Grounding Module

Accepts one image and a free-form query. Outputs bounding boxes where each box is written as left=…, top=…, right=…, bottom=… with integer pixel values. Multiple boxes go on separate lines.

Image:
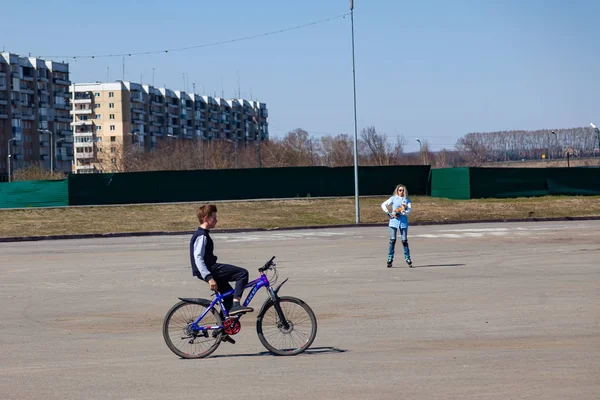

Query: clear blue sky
left=2, top=0, right=599, bottom=151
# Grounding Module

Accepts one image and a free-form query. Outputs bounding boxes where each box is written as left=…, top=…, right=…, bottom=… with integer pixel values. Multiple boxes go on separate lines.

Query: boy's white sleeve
left=381, top=197, right=393, bottom=213
left=403, top=199, right=412, bottom=216
left=193, top=236, right=212, bottom=281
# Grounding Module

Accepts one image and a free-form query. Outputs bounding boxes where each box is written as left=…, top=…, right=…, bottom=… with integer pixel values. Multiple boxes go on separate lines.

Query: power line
left=40, top=13, right=350, bottom=60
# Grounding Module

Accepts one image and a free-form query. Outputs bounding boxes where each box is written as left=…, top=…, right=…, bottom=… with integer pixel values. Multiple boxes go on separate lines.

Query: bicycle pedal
left=223, top=336, right=236, bottom=344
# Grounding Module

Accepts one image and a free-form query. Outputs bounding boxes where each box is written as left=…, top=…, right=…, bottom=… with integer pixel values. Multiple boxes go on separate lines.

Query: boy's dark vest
left=190, top=227, right=217, bottom=278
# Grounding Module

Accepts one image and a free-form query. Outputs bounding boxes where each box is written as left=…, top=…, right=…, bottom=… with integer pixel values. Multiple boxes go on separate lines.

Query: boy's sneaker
left=211, top=329, right=236, bottom=344
left=229, top=303, right=254, bottom=316
left=405, top=257, right=413, bottom=268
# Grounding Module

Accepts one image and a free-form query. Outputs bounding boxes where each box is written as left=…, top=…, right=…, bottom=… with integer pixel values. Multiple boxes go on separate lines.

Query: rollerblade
left=386, top=256, right=393, bottom=268
left=405, top=256, right=413, bottom=268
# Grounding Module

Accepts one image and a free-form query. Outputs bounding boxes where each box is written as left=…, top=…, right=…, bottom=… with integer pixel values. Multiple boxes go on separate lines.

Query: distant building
left=0, top=52, right=73, bottom=180
left=71, top=81, right=268, bottom=173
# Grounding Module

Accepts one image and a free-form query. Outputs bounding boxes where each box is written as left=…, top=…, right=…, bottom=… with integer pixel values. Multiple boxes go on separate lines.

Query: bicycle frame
left=190, top=273, right=271, bottom=333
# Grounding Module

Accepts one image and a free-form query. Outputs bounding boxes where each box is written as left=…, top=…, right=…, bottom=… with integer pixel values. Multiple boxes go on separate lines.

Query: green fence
left=0, top=179, right=69, bottom=209
left=432, top=167, right=600, bottom=199
left=4, top=166, right=594, bottom=208
left=68, top=166, right=431, bottom=206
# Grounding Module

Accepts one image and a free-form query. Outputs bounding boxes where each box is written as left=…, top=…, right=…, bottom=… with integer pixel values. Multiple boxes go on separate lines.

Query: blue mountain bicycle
left=162, top=256, right=317, bottom=358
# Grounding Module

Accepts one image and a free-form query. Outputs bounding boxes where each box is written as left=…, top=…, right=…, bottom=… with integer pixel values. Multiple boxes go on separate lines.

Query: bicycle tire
left=256, top=296, right=317, bottom=356
left=162, top=301, right=223, bottom=359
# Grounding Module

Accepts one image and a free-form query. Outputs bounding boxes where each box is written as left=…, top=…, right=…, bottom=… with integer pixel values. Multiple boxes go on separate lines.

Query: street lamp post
left=551, top=131, right=557, bottom=160
left=7, top=138, right=17, bottom=182
left=416, top=138, right=423, bottom=164
left=350, top=0, right=360, bottom=224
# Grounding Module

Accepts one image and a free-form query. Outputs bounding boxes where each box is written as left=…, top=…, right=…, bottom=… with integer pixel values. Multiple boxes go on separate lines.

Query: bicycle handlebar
left=258, top=256, right=276, bottom=272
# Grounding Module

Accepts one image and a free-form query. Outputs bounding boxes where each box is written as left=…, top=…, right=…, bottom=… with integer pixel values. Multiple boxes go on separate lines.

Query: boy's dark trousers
left=207, top=263, right=249, bottom=311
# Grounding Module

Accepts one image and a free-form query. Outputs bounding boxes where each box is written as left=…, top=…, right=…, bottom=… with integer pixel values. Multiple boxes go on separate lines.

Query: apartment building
left=0, top=52, right=73, bottom=181
left=71, top=81, right=268, bottom=173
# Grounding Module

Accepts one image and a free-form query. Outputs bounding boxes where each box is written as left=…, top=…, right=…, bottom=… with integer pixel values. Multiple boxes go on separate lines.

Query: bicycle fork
left=268, top=287, right=290, bottom=330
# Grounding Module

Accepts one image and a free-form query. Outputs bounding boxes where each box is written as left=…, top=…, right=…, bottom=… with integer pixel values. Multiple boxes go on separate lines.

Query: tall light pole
left=38, top=129, right=54, bottom=173
left=591, top=123, right=600, bottom=156
left=416, top=138, right=423, bottom=164
left=350, top=0, right=360, bottom=224
left=7, top=138, right=17, bottom=182
left=551, top=131, right=557, bottom=159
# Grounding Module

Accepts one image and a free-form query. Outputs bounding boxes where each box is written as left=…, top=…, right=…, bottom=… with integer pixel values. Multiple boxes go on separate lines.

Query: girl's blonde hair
left=392, top=184, right=408, bottom=197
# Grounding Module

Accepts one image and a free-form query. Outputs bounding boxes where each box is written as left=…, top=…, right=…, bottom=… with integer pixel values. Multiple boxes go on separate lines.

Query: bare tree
left=11, top=164, right=66, bottom=181
left=360, top=126, right=391, bottom=165
left=320, top=134, right=354, bottom=167
left=455, top=133, right=488, bottom=166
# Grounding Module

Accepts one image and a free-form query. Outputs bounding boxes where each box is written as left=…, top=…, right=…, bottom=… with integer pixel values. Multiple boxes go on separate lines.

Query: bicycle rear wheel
left=256, top=296, right=317, bottom=356
left=163, top=301, right=223, bottom=359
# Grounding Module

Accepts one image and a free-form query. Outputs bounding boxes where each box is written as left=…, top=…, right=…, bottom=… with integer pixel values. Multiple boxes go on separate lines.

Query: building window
left=109, top=103, right=114, bottom=109
left=96, top=126, right=102, bottom=131
left=110, top=136, right=116, bottom=142
left=110, top=125, right=115, bottom=131
left=109, top=114, right=115, bottom=119
left=96, top=114, right=101, bottom=119
left=94, top=104, right=101, bottom=108
left=109, top=92, right=115, bottom=98
left=111, top=147, right=116, bottom=153
left=111, top=158, right=116, bottom=164
left=94, top=92, right=100, bottom=97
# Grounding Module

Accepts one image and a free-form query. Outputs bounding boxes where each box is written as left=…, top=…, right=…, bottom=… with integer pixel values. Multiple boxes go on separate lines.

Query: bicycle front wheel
left=163, top=301, right=223, bottom=359
left=256, top=296, right=317, bottom=356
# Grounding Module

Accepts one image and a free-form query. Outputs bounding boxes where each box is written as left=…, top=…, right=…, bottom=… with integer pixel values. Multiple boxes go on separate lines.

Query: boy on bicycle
left=190, top=204, right=253, bottom=316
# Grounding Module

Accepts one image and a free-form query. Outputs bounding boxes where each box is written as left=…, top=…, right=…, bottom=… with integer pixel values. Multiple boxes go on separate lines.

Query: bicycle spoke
left=257, top=297, right=317, bottom=355
left=163, top=302, right=223, bottom=359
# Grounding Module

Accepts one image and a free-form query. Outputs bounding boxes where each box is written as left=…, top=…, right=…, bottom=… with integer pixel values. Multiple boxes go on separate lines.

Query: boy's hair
left=197, top=204, right=217, bottom=224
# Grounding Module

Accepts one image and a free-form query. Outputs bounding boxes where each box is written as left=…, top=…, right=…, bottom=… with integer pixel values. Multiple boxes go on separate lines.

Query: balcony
left=22, top=113, right=35, bottom=121
left=57, top=154, right=74, bottom=161
left=74, top=164, right=97, bottom=172
left=73, top=98, right=92, bottom=104
left=130, top=93, right=145, bottom=103
left=75, top=152, right=95, bottom=159
left=72, top=120, right=93, bottom=127
left=74, top=140, right=94, bottom=148
left=22, top=76, right=34, bottom=82
left=21, top=88, right=35, bottom=95
left=53, top=78, right=71, bottom=85
left=55, top=116, right=72, bottom=123
left=0, top=98, right=7, bottom=106
left=71, top=108, right=93, bottom=115
left=0, top=113, right=7, bottom=119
